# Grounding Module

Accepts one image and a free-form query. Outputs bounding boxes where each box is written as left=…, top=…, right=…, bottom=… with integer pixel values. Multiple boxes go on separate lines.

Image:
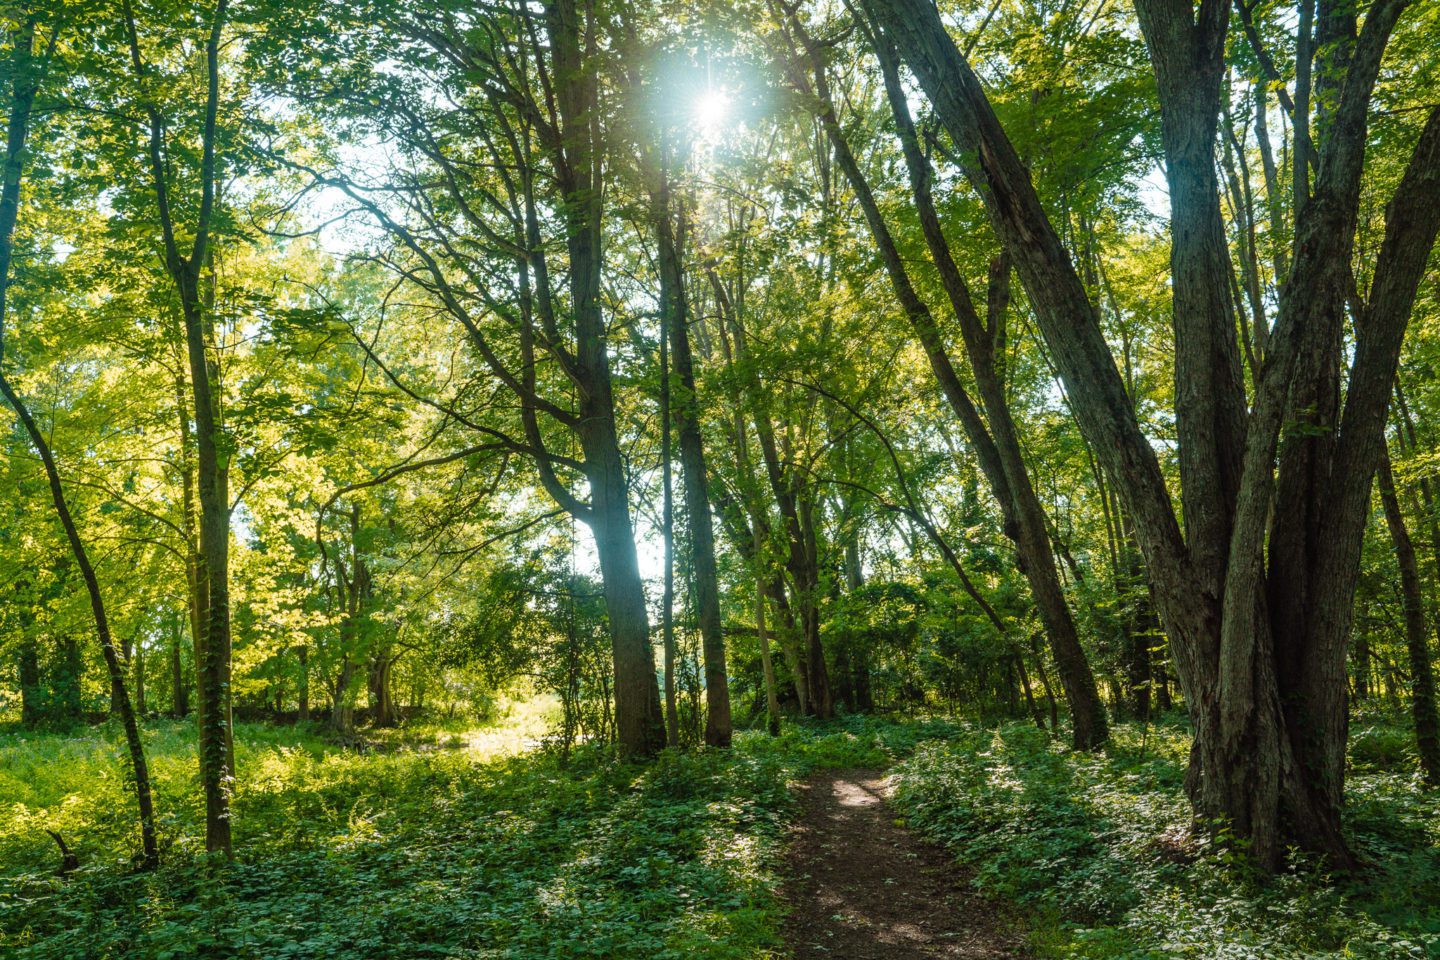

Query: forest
left=0, top=0, right=1437, bottom=955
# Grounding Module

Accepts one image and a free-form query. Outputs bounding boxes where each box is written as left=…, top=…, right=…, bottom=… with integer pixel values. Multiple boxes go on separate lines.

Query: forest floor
left=2, top=711, right=1436, bottom=958
left=785, top=767, right=1026, bottom=959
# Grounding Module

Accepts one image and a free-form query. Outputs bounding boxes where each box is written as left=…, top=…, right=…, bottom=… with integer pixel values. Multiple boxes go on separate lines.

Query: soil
left=783, top=768, right=1028, bottom=959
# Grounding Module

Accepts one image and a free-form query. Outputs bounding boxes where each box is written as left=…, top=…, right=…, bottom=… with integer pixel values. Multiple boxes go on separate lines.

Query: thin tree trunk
left=755, top=569, right=783, bottom=736
left=661, top=195, right=732, bottom=748
left=0, top=375, right=160, bottom=868
left=660, top=308, right=680, bottom=748
left=170, top=612, right=189, bottom=718
left=135, top=641, right=146, bottom=716
left=19, top=644, right=40, bottom=724
left=1378, top=448, right=1440, bottom=785
left=125, top=0, right=234, bottom=855
left=297, top=645, right=310, bottom=722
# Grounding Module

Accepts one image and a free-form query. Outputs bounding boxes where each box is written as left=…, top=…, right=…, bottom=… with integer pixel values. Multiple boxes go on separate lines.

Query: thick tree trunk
left=368, top=655, right=396, bottom=728
left=582, top=472, right=665, bottom=755
left=547, top=0, right=664, bottom=757
left=331, top=657, right=355, bottom=733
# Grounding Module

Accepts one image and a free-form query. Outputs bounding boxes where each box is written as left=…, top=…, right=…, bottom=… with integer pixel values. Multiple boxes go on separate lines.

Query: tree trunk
left=56, top=634, right=82, bottom=724
left=368, top=655, right=396, bottom=728
left=111, top=635, right=133, bottom=716
left=135, top=641, right=146, bottom=716
left=755, top=573, right=783, bottom=736
left=660, top=307, right=680, bottom=748
left=171, top=612, right=189, bottom=718
left=547, top=0, right=664, bottom=757
left=18, top=637, right=40, bottom=726
left=298, top=646, right=310, bottom=722
left=791, top=15, right=1106, bottom=745
left=127, top=0, right=234, bottom=855
left=662, top=197, right=732, bottom=748
left=1378, top=448, right=1440, bottom=785
left=0, top=380, right=160, bottom=868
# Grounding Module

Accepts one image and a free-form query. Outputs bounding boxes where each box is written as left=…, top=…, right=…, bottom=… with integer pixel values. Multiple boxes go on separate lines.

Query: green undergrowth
left=890, top=718, right=1440, bottom=959
left=7, top=710, right=1434, bottom=959
left=0, top=711, right=926, bottom=959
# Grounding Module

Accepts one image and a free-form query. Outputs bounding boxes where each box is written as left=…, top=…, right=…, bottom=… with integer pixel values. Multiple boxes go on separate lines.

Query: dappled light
left=2, top=0, right=1438, bottom=955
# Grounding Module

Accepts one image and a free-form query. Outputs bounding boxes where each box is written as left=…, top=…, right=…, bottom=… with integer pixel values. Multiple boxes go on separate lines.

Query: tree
left=121, top=0, right=236, bottom=855
left=867, top=0, right=1440, bottom=865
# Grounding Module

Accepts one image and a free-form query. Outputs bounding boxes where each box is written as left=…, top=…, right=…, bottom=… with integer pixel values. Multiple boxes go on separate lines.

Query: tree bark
left=298, top=645, right=310, bottom=723
left=660, top=310, right=680, bottom=748
left=546, top=0, right=665, bottom=756
left=18, top=636, right=40, bottom=725
left=170, top=614, right=189, bottom=718
left=661, top=198, right=733, bottom=748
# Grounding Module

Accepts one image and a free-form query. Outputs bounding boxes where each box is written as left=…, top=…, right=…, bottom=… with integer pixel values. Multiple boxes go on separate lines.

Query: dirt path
left=783, top=768, right=1027, bottom=959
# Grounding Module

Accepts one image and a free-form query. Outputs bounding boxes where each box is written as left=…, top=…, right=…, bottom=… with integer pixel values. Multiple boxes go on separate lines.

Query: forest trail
left=783, top=769, right=1026, bottom=959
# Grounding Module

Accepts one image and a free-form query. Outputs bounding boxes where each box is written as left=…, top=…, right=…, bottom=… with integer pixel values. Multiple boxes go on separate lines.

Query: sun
left=693, top=88, right=731, bottom=139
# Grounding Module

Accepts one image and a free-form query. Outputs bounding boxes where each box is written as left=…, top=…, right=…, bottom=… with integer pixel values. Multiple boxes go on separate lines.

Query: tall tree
left=867, top=0, right=1440, bottom=865
left=123, top=0, right=235, bottom=855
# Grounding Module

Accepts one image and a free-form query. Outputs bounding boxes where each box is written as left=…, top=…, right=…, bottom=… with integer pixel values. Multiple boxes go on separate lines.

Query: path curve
left=783, top=768, right=1027, bottom=959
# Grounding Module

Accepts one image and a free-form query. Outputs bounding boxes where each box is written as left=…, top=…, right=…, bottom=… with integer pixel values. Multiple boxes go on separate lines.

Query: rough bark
left=367, top=653, right=397, bottom=728
left=660, top=313, right=681, bottom=748
left=547, top=0, right=665, bottom=756
left=661, top=201, right=733, bottom=748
